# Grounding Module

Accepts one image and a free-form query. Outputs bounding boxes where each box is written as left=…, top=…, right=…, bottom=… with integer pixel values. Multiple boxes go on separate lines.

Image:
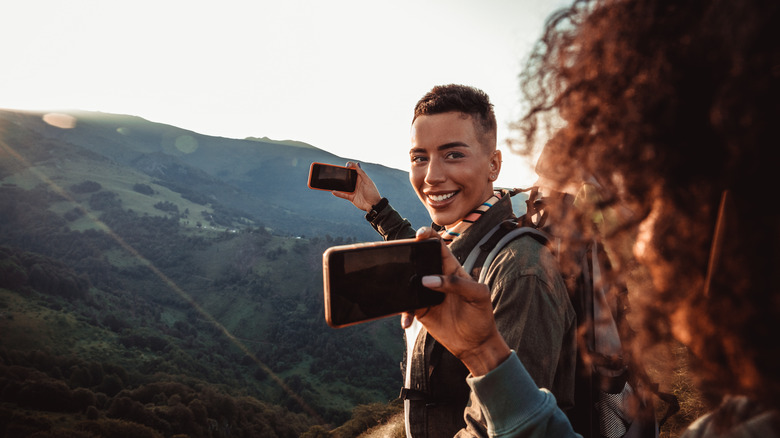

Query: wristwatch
left=365, top=197, right=389, bottom=222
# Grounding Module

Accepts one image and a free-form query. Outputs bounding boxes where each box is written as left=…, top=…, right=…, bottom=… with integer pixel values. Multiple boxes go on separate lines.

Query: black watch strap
left=365, top=197, right=389, bottom=222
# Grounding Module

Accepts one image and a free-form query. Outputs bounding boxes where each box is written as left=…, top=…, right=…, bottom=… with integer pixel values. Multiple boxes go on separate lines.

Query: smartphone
left=323, top=238, right=445, bottom=328
left=308, top=162, right=358, bottom=192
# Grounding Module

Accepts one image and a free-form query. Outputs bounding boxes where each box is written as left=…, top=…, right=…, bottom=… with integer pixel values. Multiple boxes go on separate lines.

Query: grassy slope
left=5, top=159, right=221, bottom=232
left=0, top=116, right=406, bottom=436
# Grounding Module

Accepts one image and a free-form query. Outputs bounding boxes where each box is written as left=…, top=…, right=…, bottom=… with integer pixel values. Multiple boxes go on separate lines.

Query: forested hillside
left=0, top=111, right=413, bottom=436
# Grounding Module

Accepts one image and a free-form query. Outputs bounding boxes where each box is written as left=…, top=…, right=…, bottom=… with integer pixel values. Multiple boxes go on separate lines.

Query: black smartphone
left=322, top=238, right=445, bottom=328
left=308, top=162, right=358, bottom=193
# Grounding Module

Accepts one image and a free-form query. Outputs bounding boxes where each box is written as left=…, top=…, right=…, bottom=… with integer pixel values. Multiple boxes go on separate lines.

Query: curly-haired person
left=407, top=0, right=780, bottom=437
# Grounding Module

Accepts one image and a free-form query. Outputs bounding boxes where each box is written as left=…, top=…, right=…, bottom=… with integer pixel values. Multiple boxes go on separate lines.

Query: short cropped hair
left=413, top=84, right=498, bottom=151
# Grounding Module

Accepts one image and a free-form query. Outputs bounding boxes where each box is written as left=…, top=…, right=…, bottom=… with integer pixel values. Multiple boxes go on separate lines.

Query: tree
left=133, top=183, right=155, bottom=196
left=71, top=180, right=102, bottom=194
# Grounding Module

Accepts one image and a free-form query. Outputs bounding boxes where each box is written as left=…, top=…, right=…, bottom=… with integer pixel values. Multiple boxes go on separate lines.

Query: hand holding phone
left=322, top=238, right=444, bottom=328
left=398, top=227, right=510, bottom=376
left=329, top=162, right=384, bottom=214
left=308, top=162, right=358, bottom=193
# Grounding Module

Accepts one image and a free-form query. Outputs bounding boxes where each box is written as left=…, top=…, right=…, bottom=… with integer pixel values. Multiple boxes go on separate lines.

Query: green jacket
left=469, top=359, right=779, bottom=438
left=369, top=191, right=577, bottom=438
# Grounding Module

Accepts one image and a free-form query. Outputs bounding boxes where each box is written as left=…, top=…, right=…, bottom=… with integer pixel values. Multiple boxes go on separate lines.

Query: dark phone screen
left=324, top=239, right=444, bottom=327
left=309, top=163, right=357, bottom=192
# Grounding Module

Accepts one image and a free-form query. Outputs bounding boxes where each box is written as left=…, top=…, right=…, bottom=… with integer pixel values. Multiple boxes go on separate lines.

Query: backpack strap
left=463, top=219, right=551, bottom=283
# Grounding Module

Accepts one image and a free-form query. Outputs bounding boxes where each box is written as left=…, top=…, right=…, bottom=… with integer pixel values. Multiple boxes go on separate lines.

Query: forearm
left=457, top=331, right=512, bottom=377
left=467, top=352, right=581, bottom=438
left=368, top=202, right=416, bottom=241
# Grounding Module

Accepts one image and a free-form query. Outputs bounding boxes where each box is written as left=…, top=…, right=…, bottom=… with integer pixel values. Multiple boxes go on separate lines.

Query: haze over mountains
left=0, top=109, right=430, bottom=241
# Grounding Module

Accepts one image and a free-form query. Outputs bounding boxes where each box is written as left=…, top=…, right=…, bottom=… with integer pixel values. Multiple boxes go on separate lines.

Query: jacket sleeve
left=368, top=202, right=416, bottom=241
left=466, top=351, right=581, bottom=438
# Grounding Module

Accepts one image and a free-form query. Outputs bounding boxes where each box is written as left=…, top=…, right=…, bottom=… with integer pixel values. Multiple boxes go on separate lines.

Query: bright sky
left=1, top=0, right=570, bottom=188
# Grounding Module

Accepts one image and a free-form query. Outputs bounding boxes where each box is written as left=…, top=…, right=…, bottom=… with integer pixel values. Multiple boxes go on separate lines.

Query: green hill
left=0, top=109, right=429, bottom=240
left=0, top=109, right=417, bottom=436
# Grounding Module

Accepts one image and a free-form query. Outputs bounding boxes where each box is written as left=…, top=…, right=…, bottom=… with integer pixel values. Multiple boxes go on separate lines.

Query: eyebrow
left=409, top=142, right=471, bottom=155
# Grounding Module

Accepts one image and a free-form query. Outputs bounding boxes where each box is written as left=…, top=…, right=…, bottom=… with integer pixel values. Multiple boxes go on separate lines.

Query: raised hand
left=331, top=162, right=382, bottom=212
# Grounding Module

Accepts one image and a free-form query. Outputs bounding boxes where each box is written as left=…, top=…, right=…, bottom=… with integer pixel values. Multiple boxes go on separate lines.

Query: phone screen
left=323, top=239, right=444, bottom=328
left=308, top=163, right=357, bottom=192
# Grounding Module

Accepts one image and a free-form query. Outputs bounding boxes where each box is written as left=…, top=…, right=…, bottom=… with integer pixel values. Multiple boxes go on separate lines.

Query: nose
left=424, top=157, right=446, bottom=186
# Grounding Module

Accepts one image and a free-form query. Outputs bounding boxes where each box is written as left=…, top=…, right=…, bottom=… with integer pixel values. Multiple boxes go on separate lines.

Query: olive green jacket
left=369, top=192, right=577, bottom=438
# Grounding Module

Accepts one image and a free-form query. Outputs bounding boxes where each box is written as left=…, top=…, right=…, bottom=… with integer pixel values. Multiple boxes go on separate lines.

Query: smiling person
left=333, top=84, right=576, bottom=438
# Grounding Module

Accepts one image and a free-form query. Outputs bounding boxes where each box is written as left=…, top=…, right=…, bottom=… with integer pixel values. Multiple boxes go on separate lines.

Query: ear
left=488, top=150, right=502, bottom=181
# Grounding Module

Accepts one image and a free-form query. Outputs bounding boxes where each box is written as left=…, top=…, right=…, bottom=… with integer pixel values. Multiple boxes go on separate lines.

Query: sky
left=1, top=0, right=570, bottom=188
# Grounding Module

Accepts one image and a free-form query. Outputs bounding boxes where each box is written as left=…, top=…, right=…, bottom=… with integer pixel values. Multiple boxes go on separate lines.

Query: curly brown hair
left=516, top=0, right=780, bottom=409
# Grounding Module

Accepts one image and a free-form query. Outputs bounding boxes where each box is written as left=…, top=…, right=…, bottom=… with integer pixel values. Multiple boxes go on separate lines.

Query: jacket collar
left=445, top=189, right=516, bottom=264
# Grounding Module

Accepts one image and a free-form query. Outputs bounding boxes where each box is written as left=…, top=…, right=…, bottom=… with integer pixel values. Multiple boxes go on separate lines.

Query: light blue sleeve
left=466, top=351, right=582, bottom=438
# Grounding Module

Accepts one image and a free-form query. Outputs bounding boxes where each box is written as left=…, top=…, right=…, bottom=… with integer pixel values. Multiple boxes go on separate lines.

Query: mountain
left=0, top=109, right=429, bottom=241
left=0, top=109, right=426, bottom=437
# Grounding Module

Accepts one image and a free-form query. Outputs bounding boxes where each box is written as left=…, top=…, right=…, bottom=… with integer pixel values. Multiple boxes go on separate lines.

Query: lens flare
left=42, top=112, right=77, bottom=129
left=0, top=130, right=324, bottom=424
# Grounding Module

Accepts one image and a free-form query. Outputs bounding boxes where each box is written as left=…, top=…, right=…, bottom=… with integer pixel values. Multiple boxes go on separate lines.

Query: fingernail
left=422, top=275, right=442, bottom=288
left=357, top=162, right=362, bottom=168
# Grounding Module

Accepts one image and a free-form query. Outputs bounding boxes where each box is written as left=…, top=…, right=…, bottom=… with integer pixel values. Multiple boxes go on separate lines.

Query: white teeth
left=429, top=192, right=455, bottom=202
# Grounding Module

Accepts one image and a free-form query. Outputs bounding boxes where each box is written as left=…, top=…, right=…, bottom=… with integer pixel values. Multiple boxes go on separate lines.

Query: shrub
left=106, top=397, right=171, bottom=434
left=68, top=366, right=92, bottom=389
left=97, top=374, right=124, bottom=397
left=187, top=399, right=209, bottom=426
left=133, top=183, right=155, bottom=196
left=86, top=405, right=100, bottom=420
left=63, top=207, right=85, bottom=222
left=88, top=191, right=121, bottom=211
left=301, top=425, right=331, bottom=438
left=2, top=411, right=54, bottom=436
left=153, top=201, right=179, bottom=214
left=0, top=258, right=27, bottom=290
left=16, top=379, right=76, bottom=412
left=102, top=314, right=129, bottom=332
left=70, top=181, right=102, bottom=194
left=76, top=418, right=164, bottom=438
left=95, top=392, right=109, bottom=409
left=71, top=387, right=97, bottom=411
left=329, top=401, right=404, bottom=438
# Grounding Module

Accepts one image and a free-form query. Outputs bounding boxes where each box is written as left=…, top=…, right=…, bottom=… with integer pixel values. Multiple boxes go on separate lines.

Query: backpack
left=463, top=187, right=679, bottom=438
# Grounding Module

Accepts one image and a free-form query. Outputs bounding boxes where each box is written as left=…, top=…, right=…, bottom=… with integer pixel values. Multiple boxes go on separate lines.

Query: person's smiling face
left=409, top=111, right=501, bottom=228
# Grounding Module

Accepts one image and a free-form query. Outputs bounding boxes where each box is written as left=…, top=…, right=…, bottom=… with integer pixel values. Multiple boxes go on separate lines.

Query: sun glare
left=0, top=135, right=323, bottom=423
left=42, top=112, right=77, bottom=129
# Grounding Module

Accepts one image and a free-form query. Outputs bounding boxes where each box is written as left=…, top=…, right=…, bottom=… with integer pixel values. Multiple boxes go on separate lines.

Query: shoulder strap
left=463, top=219, right=551, bottom=283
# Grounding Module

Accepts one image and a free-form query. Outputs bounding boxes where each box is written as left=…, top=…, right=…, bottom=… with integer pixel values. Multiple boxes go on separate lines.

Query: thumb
left=422, top=273, right=490, bottom=302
